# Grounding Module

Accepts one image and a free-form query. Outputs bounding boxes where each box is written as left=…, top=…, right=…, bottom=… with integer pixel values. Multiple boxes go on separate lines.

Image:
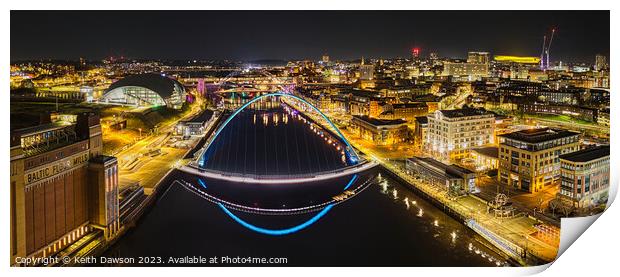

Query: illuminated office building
left=349, top=115, right=408, bottom=146
left=425, top=108, right=495, bottom=161
left=498, top=128, right=580, bottom=193
left=595, top=54, right=607, bottom=71
left=467, top=51, right=490, bottom=64
left=559, top=145, right=610, bottom=209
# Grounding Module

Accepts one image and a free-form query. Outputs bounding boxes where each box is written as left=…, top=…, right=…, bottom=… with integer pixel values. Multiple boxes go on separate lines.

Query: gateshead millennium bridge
left=178, top=92, right=378, bottom=184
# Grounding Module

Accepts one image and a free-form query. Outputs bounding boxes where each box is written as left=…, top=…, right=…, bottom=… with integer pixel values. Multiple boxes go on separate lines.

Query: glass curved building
left=100, top=73, right=186, bottom=109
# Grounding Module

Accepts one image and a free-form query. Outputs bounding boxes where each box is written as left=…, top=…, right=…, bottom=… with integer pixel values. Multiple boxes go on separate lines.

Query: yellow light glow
left=494, top=55, right=541, bottom=64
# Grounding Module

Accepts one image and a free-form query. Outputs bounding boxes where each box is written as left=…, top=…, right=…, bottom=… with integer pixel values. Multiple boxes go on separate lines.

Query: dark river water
left=101, top=104, right=507, bottom=267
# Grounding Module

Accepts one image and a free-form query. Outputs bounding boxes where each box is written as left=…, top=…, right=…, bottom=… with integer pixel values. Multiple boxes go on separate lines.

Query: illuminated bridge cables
left=224, top=119, right=234, bottom=174
left=263, top=112, right=269, bottom=174
left=282, top=114, right=291, bottom=174
left=254, top=110, right=258, bottom=175
left=274, top=112, right=280, bottom=175
left=291, top=115, right=303, bottom=174
left=242, top=111, right=248, bottom=175
left=232, top=114, right=241, bottom=174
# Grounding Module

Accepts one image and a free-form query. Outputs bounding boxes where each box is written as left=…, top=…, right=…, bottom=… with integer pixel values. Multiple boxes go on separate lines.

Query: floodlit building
left=378, top=102, right=429, bottom=122
left=559, top=145, right=610, bottom=209
left=87, top=155, right=120, bottom=240
left=443, top=62, right=489, bottom=80
left=498, top=128, right=580, bottom=193
left=467, top=51, right=490, bottom=64
left=100, top=73, right=187, bottom=109
left=10, top=113, right=119, bottom=266
left=471, top=146, right=499, bottom=172
left=349, top=115, right=408, bottom=146
left=425, top=108, right=495, bottom=161
left=595, top=54, right=607, bottom=71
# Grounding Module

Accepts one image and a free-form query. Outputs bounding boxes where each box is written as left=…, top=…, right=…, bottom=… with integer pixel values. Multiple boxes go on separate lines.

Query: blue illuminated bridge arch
left=198, top=92, right=360, bottom=167
left=177, top=92, right=376, bottom=235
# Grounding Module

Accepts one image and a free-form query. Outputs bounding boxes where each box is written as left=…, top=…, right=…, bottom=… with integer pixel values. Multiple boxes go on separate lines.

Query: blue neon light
left=217, top=203, right=334, bottom=236
left=198, top=178, right=207, bottom=189
left=343, top=174, right=358, bottom=190
left=200, top=92, right=360, bottom=165
left=215, top=174, right=358, bottom=236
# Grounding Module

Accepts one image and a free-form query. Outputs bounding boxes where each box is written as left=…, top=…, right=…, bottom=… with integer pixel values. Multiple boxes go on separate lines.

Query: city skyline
left=11, top=10, right=609, bottom=63
left=8, top=9, right=611, bottom=268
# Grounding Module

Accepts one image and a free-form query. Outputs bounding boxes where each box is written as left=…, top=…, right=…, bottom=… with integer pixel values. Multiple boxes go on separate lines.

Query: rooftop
left=415, top=116, right=428, bottom=124
left=560, top=145, right=610, bottom=163
left=352, top=115, right=407, bottom=126
left=408, top=156, right=474, bottom=177
left=439, top=107, right=494, bottom=118
left=90, top=155, right=118, bottom=164
left=11, top=122, right=70, bottom=138
left=472, top=146, right=499, bottom=158
left=392, top=102, right=428, bottom=109
left=107, top=73, right=184, bottom=98
left=499, top=128, right=580, bottom=144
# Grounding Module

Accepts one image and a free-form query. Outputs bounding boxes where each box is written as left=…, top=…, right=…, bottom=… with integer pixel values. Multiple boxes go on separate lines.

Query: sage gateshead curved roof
left=101, top=73, right=187, bottom=109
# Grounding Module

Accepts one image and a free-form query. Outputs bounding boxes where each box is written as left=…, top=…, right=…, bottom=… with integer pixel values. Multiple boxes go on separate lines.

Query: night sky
left=11, top=10, right=609, bottom=63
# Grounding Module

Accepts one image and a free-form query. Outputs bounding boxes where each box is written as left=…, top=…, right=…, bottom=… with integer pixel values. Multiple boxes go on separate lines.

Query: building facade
left=87, top=156, right=120, bottom=240
left=349, top=115, right=408, bottom=146
left=498, top=128, right=580, bottom=193
left=378, top=102, right=429, bottom=122
left=559, top=145, right=610, bottom=209
left=413, top=116, right=428, bottom=152
left=10, top=113, right=119, bottom=266
left=425, top=108, right=495, bottom=162
left=100, top=73, right=187, bottom=109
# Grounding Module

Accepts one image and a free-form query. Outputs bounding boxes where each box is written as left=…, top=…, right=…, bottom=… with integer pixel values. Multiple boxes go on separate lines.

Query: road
left=112, top=100, right=206, bottom=191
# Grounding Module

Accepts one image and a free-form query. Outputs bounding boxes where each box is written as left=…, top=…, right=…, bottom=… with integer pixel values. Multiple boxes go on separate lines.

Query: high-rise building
left=467, top=51, right=490, bottom=64
left=595, top=54, right=607, bottom=71
left=10, top=113, right=119, bottom=266
left=443, top=51, right=491, bottom=80
left=559, top=145, right=610, bottom=209
left=425, top=108, right=495, bottom=161
left=498, top=128, right=580, bottom=193
left=322, top=54, right=330, bottom=63
left=442, top=62, right=489, bottom=80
